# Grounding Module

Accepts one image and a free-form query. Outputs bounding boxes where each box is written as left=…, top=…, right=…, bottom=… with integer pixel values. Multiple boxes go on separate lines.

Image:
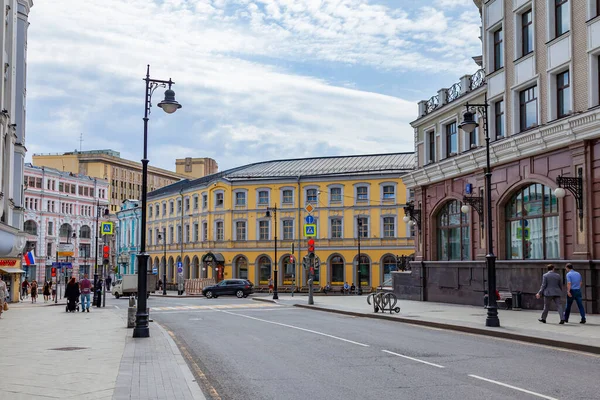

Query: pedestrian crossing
left=151, top=303, right=283, bottom=312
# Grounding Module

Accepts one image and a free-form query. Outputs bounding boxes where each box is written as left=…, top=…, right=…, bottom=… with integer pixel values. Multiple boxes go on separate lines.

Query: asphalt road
left=110, top=295, right=600, bottom=400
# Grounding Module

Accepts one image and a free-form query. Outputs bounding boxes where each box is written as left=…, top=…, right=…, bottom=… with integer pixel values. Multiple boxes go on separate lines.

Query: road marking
left=114, top=305, right=120, bottom=309
left=152, top=303, right=281, bottom=311
left=166, top=329, right=222, bottom=400
left=220, top=310, right=369, bottom=347
left=381, top=350, right=445, bottom=368
left=468, top=374, right=559, bottom=400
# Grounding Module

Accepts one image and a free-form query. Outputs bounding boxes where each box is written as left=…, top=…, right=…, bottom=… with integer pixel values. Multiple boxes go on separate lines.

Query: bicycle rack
left=367, top=292, right=400, bottom=314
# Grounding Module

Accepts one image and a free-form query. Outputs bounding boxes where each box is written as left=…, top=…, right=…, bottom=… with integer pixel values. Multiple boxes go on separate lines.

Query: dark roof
left=148, top=153, right=415, bottom=199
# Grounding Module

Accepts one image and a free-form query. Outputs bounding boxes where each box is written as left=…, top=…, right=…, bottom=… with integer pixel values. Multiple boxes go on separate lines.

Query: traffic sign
left=152, top=267, right=158, bottom=274
left=177, top=262, right=183, bottom=274
left=101, top=222, right=114, bottom=235
left=305, top=215, right=314, bottom=224
left=305, top=204, right=314, bottom=213
left=304, top=224, right=316, bottom=237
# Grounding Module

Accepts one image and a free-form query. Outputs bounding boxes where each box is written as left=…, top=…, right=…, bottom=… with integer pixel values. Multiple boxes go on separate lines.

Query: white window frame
left=380, top=182, right=397, bottom=204
left=489, top=94, right=506, bottom=140
left=546, top=0, right=571, bottom=41
left=381, top=215, right=397, bottom=238
left=424, top=126, right=436, bottom=164
left=353, top=183, right=370, bottom=205
left=486, top=21, right=504, bottom=74
left=281, top=187, right=295, bottom=206
left=514, top=3, right=534, bottom=60
left=511, top=76, right=541, bottom=135
left=214, top=190, right=224, bottom=209
left=281, top=219, right=294, bottom=240
left=327, top=184, right=343, bottom=206
left=214, top=220, right=224, bottom=241
left=201, top=192, right=208, bottom=209
left=257, top=219, right=270, bottom=241
left=329, top=217, right=343, bottom=239
left=305, top=186, right=319, bottom=205
left=233, top=189, right=248, bottom=207
left=234, top=220, right=247, bottom=241
left=256, top=188, right=271, bottom=207
left=547, top=63, right=573, bottom=121
left=356, top=216, right=369, bottom=238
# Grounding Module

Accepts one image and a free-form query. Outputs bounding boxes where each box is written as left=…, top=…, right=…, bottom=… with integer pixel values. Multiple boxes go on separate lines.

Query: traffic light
left=102, top=245, right=110, bottom=264
left=307, top=238, right=315, bottom=259
left=289, top=255, right=295, bottom=265
left=51, top=267, right=56, bottom=277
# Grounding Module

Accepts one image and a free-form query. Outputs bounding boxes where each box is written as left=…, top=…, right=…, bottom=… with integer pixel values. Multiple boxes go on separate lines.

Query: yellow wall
left=146, top=174, right=414, bottom=289
left=32, top=155, right=79, bottom=174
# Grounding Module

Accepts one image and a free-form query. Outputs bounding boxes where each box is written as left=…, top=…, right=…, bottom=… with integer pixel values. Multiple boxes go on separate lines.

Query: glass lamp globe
left=461, top=204, right=470, bottom=214
left=554, top=187, right=566, bottom=198
left=403, top=215, right=410, bottom=223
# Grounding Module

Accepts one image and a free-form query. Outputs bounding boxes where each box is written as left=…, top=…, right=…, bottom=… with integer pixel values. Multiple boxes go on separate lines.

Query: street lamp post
left=356, top=217, right=363, bottom=295
left=265, top=205, right=278, bottom=300
left=459, top=95, right=500, bottom=328
left=134, top=65, right=182, bottom=338
left=158, top=228, right=167, bottom=295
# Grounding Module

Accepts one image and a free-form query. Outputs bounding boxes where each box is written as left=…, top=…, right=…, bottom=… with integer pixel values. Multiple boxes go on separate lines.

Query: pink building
left=23, top=164, right=110, bottom=282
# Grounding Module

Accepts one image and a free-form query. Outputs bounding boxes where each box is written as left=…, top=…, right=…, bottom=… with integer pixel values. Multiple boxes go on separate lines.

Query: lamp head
left=461, top=204, right=470, bottom=214
left=158, top=89, right=182, bottom=114
left=266, top=210, right=271, bottom=218
left=403, top=215, right=410, bottom=223
left=554, top=187, right=566, bottom=198
left=459, top=110, right=477, bottom=133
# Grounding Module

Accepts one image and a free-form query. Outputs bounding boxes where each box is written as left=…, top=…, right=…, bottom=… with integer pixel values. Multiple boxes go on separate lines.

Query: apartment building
left=147, top=154, right=415, bottom=289
left=0, top=1, right=34, bottom=303
left=32, top=150, right=216, bottom=214
left=23, top=164, right=110, bottom=282
left=400, top=0, right=600, bottom=313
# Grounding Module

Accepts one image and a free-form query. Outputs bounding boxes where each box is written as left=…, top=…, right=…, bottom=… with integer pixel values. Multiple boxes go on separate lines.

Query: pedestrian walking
left=536, top=264, right=565, bottom=324
left=43, top=281, right=50, bottom=302
left=21, top=278, right=30, bottom=300
left=65, top=277, right=80, bottom=312
left=268, top=278, right=273, bottom=294
left=0, top=276, right=8, bottom=318
left=51, top=280, right=57, bottom=302
left=158, top=279, right=163, bottom=291
left=105, top=275, right=112, bottom=291
left=30, top=280, right=38, bottom=303
left=564, top=263, right=586, bottom=324
left=79, top=274, right=92, bottom=312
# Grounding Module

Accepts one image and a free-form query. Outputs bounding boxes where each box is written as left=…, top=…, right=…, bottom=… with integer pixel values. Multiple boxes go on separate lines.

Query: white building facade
left=116, top=199, right=141, bottom=276
left=0, top=0, right=34, bottom=302
left=23, top=164, right=110, bottom=281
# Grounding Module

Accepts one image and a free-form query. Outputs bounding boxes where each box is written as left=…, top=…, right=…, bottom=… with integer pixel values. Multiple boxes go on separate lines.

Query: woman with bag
left=0, top=275, right=8, bottom=318
left=30, top=280, right=38, bottom=303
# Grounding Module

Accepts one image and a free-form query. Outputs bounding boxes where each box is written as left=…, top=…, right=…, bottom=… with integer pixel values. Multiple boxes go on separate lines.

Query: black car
left=202, top=279, right=254, bottom=299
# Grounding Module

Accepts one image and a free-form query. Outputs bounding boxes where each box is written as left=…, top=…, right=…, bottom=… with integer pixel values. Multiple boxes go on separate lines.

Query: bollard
left=308, top=278, right=314, bottom=305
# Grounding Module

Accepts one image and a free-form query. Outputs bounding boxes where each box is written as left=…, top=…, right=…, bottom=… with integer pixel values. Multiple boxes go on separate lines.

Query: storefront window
left=438, top=200, right=470, bottom=260
left=235, top=257, right=248, bottom=280
left=506, top=184, right=559, bottom=259
left=330, top=255, right=344, bottom=285
left=382, top=255, right=397, bottom=283
left=355, top=255, right=370, bottom=287
left=282, top=256, right=294, bottom=285
left=258, top=256, right=271, bottom=285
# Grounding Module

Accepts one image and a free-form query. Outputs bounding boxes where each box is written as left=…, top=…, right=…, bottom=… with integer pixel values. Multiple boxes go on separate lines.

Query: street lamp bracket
left=461, top=195, right=484, bottom=228
left=403, top=201, right=421, bottom=232
left=555, top=168, right=584, bottom=231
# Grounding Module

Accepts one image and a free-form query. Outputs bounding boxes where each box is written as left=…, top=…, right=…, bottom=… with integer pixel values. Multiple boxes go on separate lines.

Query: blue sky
left=26, top=0, right=481, bottom=171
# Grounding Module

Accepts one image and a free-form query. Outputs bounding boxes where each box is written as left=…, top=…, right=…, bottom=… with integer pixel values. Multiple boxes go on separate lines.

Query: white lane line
left=219, top=310, right=369, bottom=347
left=468, top=375, right=559, bottom=400
left=114, top=305, right=120, bottom=309
left=381, top=350, right=445, bottom=369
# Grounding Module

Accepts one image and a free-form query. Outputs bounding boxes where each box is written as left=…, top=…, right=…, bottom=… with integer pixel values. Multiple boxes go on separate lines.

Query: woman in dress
left=64, top=277, right=80, bottom=312
left=30, top=280, right=38, bottom=303
left=0, top=276, right=8, bottom=318
left=43, top=281, right=50, bottom=303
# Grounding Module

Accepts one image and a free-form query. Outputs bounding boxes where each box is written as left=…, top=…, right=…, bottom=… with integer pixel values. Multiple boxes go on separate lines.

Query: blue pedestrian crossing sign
left=304, top=224, right=317, bottom=237
left=101, top=222, right=114, bottom=235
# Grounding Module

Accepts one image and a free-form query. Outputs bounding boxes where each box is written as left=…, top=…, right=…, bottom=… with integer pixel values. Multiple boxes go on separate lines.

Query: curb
left=293, top=304, right=600, bottom=355
left=150, top=294, right=205, bottom=298
left=251, top=297, right=278, bottom=304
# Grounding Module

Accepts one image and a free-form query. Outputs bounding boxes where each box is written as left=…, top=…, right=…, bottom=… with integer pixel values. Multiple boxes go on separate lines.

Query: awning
left=0, top=267, right=26, bottom=274
left=202, top=253, right=225, bottom=263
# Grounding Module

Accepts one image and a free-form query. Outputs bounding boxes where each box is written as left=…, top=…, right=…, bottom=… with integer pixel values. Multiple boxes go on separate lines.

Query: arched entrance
left=202, top=253, right=225, bottom=282
left=192, top=256, right=199, bottom=279
left=168, top=257, right=174, bottom=281
left=256, top=255, right=271, bottom=286
left=184, top=256, right=191, bottom=279
left=233, top=255, right=248, bottom=280
left=328, top=254, right=345, bottom=286
left=354, top=254, right=371, bottom=287
left=281, top=255, right=295, bottom=285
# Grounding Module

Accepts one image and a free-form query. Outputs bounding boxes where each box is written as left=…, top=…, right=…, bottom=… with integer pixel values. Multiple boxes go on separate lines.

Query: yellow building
left=33, top=150, right=217, bottom=214
left=146, top=153, right=415, bottom=290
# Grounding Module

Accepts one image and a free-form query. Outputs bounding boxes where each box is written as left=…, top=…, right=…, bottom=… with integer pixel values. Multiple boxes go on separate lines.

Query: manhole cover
left=50, top=347, right=88, bottom=351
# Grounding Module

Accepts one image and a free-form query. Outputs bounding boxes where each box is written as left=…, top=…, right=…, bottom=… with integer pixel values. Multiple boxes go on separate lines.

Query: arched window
left=282, top=255, right=294, bottom=285
left=79, top=225, right=91, bottom=239
left=381, top=255, right=397, bottom=283
left=438, top=200, right=470, bottom=260
left=506, top=183, right=559, bottom=259
left=59, top=223, right=73, bottom=238
left=355, top=255, right=370, bottom=287
left=329, top=255, right=344, bottom=285
left=235, top=256, right=248, bottom=280
left=258, top=256, right=271, bottom=285
left=24, top=220, right=37, bottom=235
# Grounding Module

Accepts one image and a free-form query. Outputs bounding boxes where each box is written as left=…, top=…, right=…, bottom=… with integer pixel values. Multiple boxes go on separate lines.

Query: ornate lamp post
left=134, top=65, right=182, bottom=338
left=265, top=205, right=278, bottom=300
left=459, top=95, right=500, bottom=328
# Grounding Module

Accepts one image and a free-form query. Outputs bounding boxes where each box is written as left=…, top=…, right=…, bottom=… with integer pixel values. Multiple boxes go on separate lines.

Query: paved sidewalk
left=0, top=301, right=205, bottom=400
left=253, top=294, right=600, bottom=353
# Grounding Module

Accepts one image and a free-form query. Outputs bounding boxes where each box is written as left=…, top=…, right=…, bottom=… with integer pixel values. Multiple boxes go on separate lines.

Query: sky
left=25, top=0, right=482, bottom=172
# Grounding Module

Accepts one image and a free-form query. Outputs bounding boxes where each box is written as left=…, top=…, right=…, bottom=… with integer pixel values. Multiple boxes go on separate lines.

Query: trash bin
left=512, top=291, right=522, bottom=310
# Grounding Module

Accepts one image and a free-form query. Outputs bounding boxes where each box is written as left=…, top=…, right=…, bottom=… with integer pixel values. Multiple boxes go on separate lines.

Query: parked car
left=202, top=279, right=254, bottom=298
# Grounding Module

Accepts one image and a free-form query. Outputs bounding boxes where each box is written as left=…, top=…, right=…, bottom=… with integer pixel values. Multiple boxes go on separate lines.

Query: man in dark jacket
left=536, top=264, right=564, bottom=324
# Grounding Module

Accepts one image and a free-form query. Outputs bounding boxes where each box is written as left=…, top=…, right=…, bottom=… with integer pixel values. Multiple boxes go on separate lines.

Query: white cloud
left=26, top=0, right=480, bottom=170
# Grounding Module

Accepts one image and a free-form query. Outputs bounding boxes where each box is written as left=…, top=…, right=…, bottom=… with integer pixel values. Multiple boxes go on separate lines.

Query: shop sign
left=0, top=259, right=17, bottom=267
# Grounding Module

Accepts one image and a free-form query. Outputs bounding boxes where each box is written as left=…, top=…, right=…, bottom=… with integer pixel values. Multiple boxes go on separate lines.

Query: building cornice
left=402, top=108, right=600, bottom=188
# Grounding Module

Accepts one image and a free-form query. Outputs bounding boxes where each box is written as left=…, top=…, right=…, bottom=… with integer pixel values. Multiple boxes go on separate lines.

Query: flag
left=24, top=250, right=35, bottom=266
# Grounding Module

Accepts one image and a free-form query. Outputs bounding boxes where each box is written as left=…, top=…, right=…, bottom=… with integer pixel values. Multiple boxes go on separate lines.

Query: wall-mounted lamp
left=555, top=168, right=584, bottom=231
left=403, top=201, right=421, bottom=232
left=461, top=195, right=484, bottom=228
